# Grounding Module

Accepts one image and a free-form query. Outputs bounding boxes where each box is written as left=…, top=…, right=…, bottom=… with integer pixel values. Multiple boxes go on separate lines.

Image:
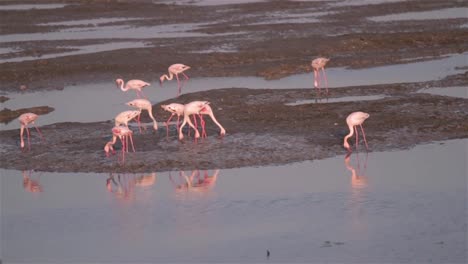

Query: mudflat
left=0, top=0, right=467, bottom=172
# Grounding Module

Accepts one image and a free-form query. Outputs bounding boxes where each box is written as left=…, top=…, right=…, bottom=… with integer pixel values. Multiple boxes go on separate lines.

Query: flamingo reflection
left=22, top=170, right=43, bottom=193
left=344, top=152, right=368, bottom=189
left=169, top=169, right=219, bottom=193
left=106, top=172, right=157, bottom=201
left=345, top=152, right=369, bottom=235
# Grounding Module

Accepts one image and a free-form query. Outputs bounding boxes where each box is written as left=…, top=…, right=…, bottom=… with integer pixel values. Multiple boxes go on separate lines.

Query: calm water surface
left=1, top=139, right=466, bottom=263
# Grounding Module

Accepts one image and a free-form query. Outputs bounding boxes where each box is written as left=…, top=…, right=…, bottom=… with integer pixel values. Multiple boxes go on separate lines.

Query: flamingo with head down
left=343, top=111, right=370, bottom=152
left=18, top=113, right=44, bottom=150
left=104, top=126, right=135, bottom=163
left=178, top=101, right=209, bottom=140
left=311, top=57, right=330, bottom=94
left=161, top=103, right=185, bottom=136
left=126, top=99, right=158, bottom=132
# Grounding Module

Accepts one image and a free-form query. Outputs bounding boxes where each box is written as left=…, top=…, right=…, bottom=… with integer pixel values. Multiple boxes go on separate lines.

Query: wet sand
left=0, top=0, right=467, bottom=172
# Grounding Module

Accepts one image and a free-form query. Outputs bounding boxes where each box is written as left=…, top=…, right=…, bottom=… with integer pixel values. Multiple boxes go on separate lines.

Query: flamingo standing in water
left=126, top=99, right=158, bottom=133
left=18, top=113, right=44, bottom=150
left=116, top=79, right=150, bottom=98
left=311, top=57, right=330, bottom=94
left=159, top=64, right=191, bottom=95
left=197, top=104, right=226, bottom=138
left=178, top=101, right=210, bottom=140
left=161, top=103, right=185, bottom=135
left=104, top=126, right=135, bottom=163
left=343, top=111, right=370, bottom=152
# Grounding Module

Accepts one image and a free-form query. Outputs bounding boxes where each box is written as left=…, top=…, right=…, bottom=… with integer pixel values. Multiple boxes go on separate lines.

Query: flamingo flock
left=18, top=57, right=370, bottom=163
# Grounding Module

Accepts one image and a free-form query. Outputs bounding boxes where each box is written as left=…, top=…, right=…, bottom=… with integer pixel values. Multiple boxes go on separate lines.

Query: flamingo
left=198, top=104, right=226, bottom=138
left=18, top=113, right=44, bottom=150
left=104, top=126, right=135, bottom=163
left=343, top=111, right=370, bottom=152
left=311, top=57, right=330, bottom=94
left=161, top=103, right=185, bottom=135
left=178, top=101, right=210, bottom=140
left=126, top=99, right=158, bottom=133
left=115, top=110, right=141, bottom=129
left=159, top=64, right=191, bottom=95
left=115, top=78, right=150, bottom=98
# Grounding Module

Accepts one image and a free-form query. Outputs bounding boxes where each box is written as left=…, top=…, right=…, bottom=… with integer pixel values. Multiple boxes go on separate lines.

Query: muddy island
left=0, top=0, right=467, bottom=172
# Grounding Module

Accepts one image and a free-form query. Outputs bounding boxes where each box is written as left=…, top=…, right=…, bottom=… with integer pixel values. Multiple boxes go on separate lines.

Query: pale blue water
left=1, top=139, right=467, bottom=263
left=369, top=7, right=468, bottom=22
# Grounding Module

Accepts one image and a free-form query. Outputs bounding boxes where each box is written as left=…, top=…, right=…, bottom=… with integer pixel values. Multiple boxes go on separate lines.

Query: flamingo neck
left=162, top=73, right=174, bottom=81
left=118, top=81, right=129, bottom=92
left=20, top=125, right=25, bottom=146
left=343, top=124, right=355, bottom=149
left=207, top=112, right=225, bottom=132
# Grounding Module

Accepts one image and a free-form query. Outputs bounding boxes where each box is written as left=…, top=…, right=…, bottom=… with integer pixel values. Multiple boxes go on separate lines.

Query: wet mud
left=0, top=0, right=467, bottom=172
left=1, top=81, right=467, bottom=173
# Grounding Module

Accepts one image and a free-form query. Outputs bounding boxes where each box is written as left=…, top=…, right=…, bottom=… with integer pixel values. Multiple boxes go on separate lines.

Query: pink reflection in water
left=22, top=170, right=43, bottom=193
left=106, top=173, right=157, bottom=202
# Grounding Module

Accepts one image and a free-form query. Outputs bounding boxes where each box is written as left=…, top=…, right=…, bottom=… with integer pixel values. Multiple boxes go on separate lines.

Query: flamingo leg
left=177, top=115, right=180, bottom=131
left=182, top=72, right=189, bottom=80
left=26, top=126, right=31, bottom=151
left=321, top=67, right=329, bottom=94
left=165, top=114, right=175, bottom=137
left=32, top=124, right=44, bottom=142
left=126, top=136, right=130, bottom=153
left=354, top=126, right=359, bottom=150
left=314, top=69, right=321, bottom=96
left=141, top=90, right=148, bottom=100
left=175, top=74, right=182, bottom=96
left=129, top=134, right=136, bottom=153
left=137, top=113, right=143, bottom=134
left=360, top=124, right=369, bottom=151
left=200, top=114, right=207, bottom=138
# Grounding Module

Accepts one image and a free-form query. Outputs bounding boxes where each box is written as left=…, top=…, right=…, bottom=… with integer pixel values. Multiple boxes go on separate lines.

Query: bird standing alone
left=116, top=78, right=150, bottom=98
left=311, top=57, right=330, bottom=94
left=343, top=111, right=370, bottom=152
left=18, top=113, right=44, bottom=150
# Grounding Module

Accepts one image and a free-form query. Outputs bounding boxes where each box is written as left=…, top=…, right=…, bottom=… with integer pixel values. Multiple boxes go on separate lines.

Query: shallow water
left=417, top=86, right=468, bottom=99
left=285, top=94, right=387, bottom=105
left=0, top=23, right=235, bottom=43
left=38, top=17, right=144, bottom=27
left=1, top=139, right=466, bottom=263
left=369, top=7, right=468, bottom=22
left=330, top=0, right=406, bottom=6
left=0, top=4, right=67, bottom=10
left=0, top=41, right=150, bottom=64
left=155, top=0, right=268, bottom=5
left=1, top=53, right=465, bottom=130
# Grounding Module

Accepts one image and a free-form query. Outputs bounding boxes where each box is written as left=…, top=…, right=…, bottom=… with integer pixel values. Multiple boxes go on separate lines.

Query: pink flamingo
left=198, top=104, right=226, bottom=138
left=343, top=111, right=370, bottom=152
left=115, top=78, right=150, bottom=98
left=178, top=101, right=210, bottom=140
left=104, top=126, right=135, bottom=163
left=159, top=64, right=191, bottom=95
left=18, top=113, right=44, bottom=150
left=126, top=99, right=158, bottom=132
left=115, top=110, right=141, bottom=129
left=311, top=57, right=330, bottom=94
left=161, top=103, right=185, bottom=135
